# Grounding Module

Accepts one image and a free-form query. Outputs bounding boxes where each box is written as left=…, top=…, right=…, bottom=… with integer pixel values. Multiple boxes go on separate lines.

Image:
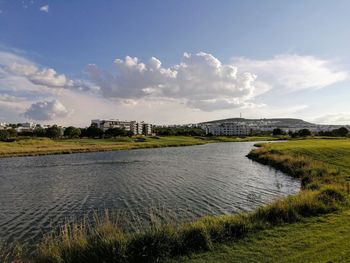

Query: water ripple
left=0, top=142, right=300, bottom=246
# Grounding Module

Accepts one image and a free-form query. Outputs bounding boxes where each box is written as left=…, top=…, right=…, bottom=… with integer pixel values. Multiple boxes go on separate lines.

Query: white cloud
left=0, top=51, right=95, bottom=92
left=234, top=54, right=347, bottom=92
left=313, top=113, right=350, bottom=125
left=6, top=63, right=67, bottom=87
left=86, top=52, right=257, bottom=111
left=39, top=5, right=49, bottom=13
left=0, top=50, right=348, bottom=125
left=24, top=100, right=70, bottom=121
left=86, top=53, right=347, bottom=112
left=0, top=93, right=19, bottom=102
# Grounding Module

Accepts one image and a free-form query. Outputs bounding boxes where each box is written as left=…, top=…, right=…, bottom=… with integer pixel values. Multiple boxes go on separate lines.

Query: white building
left=205, top=122, right=251, bottom=136
left=142, top=122, right=153, bottom=135
left=0, top=122, right=7, bottom=130
left=15, top=122, right=37, bottom=133
left=91, top=119, right=152, bottom=135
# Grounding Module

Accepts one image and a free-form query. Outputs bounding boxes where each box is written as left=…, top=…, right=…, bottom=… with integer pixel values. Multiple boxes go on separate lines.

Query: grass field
left=0, top=136, right=277, bottom=158
left=170, top=209, right=350, bottom=263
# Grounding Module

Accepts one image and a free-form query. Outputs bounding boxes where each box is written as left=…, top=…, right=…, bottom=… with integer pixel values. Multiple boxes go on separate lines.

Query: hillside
left=199, top=118, right=315, bottom=126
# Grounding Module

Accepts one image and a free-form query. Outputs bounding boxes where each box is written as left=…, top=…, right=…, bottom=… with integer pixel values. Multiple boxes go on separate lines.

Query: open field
left=0, top=136, right=277, bottom=158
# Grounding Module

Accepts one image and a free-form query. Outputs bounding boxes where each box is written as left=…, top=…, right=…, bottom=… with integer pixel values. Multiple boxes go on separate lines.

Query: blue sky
left=1, top=0, right=350, bottom=126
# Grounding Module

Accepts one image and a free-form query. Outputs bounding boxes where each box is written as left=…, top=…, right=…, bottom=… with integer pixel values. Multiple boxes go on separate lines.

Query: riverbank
left=171, top=139, right=350, bottom=262
left=0, top=136, right=277, bottom=158
left=4, top=138, right=349, bottom=263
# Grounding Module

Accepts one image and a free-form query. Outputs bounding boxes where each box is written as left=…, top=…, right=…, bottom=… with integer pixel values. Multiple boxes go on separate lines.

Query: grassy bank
left=171, top=209, right=350, bottom=263
left=4, top=138, right=349, bottom=263
left=15, top=185, right=344, bottom=263
left=0, top=136, right=277, bottom=158
left=172, top=139, right=350, bottom=262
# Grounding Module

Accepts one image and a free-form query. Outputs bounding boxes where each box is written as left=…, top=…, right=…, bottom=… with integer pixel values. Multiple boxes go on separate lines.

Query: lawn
left=171, top=209, right=350, bottom=263
left=0, top=136, right=207, bottom=157
left=0, top=136, right=277, bottom=157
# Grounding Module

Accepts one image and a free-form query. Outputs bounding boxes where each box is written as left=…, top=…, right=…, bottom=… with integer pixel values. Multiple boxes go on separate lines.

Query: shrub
left=317, top=187, right=347, bottom=206
left=85, top=224, right=126, bottom=263
left=178, top=222, right=213, bottom=254
left=126, top=225, right=177, bottom=262
left=0, top=130, right=9, bottom=141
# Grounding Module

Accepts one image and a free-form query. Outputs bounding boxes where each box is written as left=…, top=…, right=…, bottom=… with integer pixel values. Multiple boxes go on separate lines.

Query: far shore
left=0, top=135, right=279, bottom=158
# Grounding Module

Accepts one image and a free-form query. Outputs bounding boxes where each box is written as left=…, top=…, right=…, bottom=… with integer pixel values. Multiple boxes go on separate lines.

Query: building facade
left=204, top=122, right=251, bottom=136
left=91, top=119, right=153, bottom=135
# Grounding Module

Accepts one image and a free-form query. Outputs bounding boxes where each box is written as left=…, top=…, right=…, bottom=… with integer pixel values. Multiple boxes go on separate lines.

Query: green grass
left=0, top=135, right=277, bottom=158
left=248, top=139, right=350, bottom=187
left=170, top=209, right=350, bottom=263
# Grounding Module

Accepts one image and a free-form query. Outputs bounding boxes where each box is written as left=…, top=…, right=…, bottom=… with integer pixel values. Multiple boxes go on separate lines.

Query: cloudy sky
left=1, top=0, right=350, bottom=126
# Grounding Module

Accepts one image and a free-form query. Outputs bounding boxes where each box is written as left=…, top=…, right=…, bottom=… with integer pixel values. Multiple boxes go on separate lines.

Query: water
left=0, top=142, right=300, bottom=244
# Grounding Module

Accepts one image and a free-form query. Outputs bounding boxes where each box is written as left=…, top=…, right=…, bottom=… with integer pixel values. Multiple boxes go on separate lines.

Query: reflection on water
left=0, top=142, right=300, bottom=243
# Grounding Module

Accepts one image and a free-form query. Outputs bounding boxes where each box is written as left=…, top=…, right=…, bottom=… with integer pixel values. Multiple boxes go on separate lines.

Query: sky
left=1, top=0, right=350, bottom=126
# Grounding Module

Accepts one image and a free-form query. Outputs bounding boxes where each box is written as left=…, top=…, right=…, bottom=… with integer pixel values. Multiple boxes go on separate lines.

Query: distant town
left=0, top=117, right=349, bottom=139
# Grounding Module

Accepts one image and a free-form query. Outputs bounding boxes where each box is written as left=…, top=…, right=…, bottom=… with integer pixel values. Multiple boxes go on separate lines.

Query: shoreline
left=0, top=136, right=278, bottom=158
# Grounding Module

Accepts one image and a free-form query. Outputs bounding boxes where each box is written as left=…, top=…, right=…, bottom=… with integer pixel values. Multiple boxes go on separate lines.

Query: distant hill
left=199, top=118, right=316, bottom=127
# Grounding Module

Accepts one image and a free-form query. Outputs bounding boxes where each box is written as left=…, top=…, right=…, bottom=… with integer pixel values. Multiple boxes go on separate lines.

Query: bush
left=178, top=222, right=213, bottom=254
left=0, top=130, right=9, bottom=141
left=317, top=187, right=347, bottom=206
left=126, top=226, right=177, bottom=262
left=85, top=224, right=126, bottom=263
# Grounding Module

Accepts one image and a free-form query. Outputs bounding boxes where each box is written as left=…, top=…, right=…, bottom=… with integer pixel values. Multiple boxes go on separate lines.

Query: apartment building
left=91, top=119, right=153, bottom=135
left=205, top=122, right=251, bottom=136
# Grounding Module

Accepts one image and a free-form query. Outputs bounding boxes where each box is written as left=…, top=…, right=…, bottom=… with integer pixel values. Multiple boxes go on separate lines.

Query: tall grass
left=32, top=185, right=347, bottom=263
left=247, top=145, right=346, bottom=189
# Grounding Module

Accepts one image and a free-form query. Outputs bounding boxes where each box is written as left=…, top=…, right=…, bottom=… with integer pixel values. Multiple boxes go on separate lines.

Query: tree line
left=272, top=127, right=349, bottom=137
left=152, top=127, right=206, bottom=136
left=0, top=124, right=135, bottom=141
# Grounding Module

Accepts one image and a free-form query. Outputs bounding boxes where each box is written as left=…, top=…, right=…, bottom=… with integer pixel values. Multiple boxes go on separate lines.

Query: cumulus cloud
left=86, top=52, right=257, bottom=111
left=1, top=49, right=348, bottom=124
left=234, top=54, right=347, bottom=91
left=39, top=5, right=49, bottom=13
left=86, top=52, right=347, bottom=111
left=6, top=63, right=67, bottom=87
left=24, top=100, right=70, bottom=121
left=0, top=51, right=95, bottom=91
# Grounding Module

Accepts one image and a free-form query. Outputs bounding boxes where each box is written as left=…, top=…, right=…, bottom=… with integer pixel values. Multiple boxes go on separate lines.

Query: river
left=0, top=142, right=300, bottom=244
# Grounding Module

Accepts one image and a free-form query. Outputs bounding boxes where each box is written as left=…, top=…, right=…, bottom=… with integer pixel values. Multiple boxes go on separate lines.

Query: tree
left=272, top=128, right=285, bottom=136
left=46, top=125, right=62, bottom=139
left=0, top=130, right=9, bottom=141
left=85, top=125, right=104, bottom=138
left=33, top=127, right=46, bottom=137
left=105, top=128, right=125, bottom=137
left=298, top=129, right=311, bottom=137
left=335, top=127, right=349, bottom=137
left=125, top=130, right=134, bottom=137
left=7, top=128, right=17, bottom=137
left=64, top=126, right=81, bottom=138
